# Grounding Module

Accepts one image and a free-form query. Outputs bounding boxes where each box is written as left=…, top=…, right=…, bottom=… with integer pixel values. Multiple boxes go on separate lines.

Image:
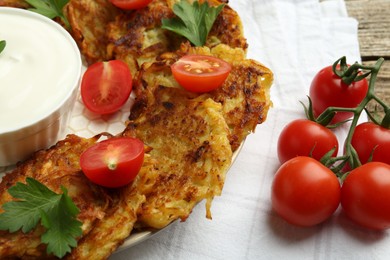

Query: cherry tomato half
left=171, top=54, right=232, bottom=93
left=277, top=119, right=338, bottom=164
left=341, top=162, right=390, bottom=230
left=81, top=60, right=132, bottom=115
left=109, top=0, right=153, bottom=10
left=80, top=137, right=144, bottom=188
left=271, top=156, right=341, bottom=227
left=309, top=65, right=368, bottom=123
left=350, top=122, right=390, bottom=165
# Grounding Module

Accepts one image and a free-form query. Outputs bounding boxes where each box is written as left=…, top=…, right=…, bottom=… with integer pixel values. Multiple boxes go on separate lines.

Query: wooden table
left=345, top=0, right=390, bottom=117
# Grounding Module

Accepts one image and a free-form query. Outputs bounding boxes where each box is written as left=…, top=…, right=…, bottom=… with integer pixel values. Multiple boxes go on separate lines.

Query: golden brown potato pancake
left=122, top=86, right=232, bottom=229
left=0, top=135, right=159, bottom=260
left=120, top=42, right=272, bottom=229
left=0, top=134, right=109, bottom=258
left=106, top=0, right=247, bottom=75
left=131, top=42, right=273, bottom=151
left=66, top=152, right=159, bottom=259
left=65, top=0, right=120, bottom=64
left=0, top=0, right=29, bottom=8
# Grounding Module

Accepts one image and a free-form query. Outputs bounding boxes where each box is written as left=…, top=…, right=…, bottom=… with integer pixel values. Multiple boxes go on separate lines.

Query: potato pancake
left=0, top=134, right=109, bottom=258
left=122, top=86, right=232, bottom=229
left=0, top=0, right=29, bottom=8
left=0, top=135, right=159, bottom=259
left=66, top=153, right=159, bottom=259
left=121, top=42, right=272, bottom=229
left=106, top=0, right=247, bottom=75
left=65, top=0, right=120, bottom=64
left=131, top=42, right=273, bottom=151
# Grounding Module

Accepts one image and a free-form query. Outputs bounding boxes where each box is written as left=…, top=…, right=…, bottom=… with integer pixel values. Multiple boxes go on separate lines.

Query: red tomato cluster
left=272, top=62, right=390, bottom=230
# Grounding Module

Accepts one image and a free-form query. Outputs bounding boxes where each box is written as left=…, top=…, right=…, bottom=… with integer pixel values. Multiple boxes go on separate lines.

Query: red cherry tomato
left=109, top=0, right=152, bottom=10
left=80, top=137, right=144, bottom=188
left=271, top=156, right=341, bottom=227
left=350, top=122, right=390, bottom=165
left=341, top=162, right=390, bottom=230
left=277, top=119, right=338, bottom=164
left=309, top=65, right=368, bottom=123
left=171, top=54, right=232, bottom=93
left=81, top=60, right=132, bottom=115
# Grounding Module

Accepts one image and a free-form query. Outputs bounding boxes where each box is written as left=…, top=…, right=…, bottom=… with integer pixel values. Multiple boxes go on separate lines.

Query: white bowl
left=0, top=7, right=82, bottom=166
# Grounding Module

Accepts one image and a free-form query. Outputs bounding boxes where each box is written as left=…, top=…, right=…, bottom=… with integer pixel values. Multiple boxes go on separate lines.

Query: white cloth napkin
left=0, top=0, right=376, bottom=259
left=110, top=0, right=389, bottom=260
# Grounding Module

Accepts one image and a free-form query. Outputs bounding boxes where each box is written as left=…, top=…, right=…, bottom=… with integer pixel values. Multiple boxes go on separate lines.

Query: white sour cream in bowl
left=0, top=7, right=81, bottom=166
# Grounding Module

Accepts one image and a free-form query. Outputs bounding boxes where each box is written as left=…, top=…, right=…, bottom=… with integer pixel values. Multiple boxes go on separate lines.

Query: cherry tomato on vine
left=341, top=162, right=390, bottom=230
left=277, top=119, right=338, bottom=164
left=350, top=122, right=390, bottom=165
left=309, top=65, right=368, bottom=123
left=109, top=0, right=153, bottom=10
left=271, top=156, right=341, bottom=227
left=81, top=60, right=132, bottom=115
left=80, top=137, right=144, bottom=188
left=171, top=54, right=232, bottom=93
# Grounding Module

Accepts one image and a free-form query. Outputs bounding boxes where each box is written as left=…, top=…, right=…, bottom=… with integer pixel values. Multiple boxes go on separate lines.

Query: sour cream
left=0, top=7, right=81, bottom=165
left=0, top=7, right=81, bottom=133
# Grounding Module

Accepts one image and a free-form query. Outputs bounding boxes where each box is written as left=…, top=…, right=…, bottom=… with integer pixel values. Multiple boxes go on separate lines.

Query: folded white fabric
left=0, top=1, right=378, bottom=259
left=112, top=1, right=382, bottom=260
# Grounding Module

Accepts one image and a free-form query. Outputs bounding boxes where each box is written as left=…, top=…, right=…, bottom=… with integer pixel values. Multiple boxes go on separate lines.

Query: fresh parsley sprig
left=25, top=0, right=70, bottom=29
left=0, top=177, right=82, bottom=258
left=0, top=40, right=5, bottom=54
left=162, top=0, right=224, bottom=46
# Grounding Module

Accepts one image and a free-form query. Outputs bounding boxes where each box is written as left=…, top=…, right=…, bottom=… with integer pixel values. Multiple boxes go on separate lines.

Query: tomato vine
left=310, top=57, right=387, bottom=178
left=273, top=56, right=390, bottom=229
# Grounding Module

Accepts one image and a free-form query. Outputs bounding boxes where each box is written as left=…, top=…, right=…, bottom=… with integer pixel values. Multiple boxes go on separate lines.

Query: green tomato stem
left=342, top=58, right=384, bottom=171
left=381, top=110, right=390, bottom=129
left=315, top=57, right=386, bottom=177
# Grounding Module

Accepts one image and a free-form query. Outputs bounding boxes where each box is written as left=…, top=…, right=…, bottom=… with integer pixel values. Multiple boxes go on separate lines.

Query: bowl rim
left=0, top=7, right=82, bottom=139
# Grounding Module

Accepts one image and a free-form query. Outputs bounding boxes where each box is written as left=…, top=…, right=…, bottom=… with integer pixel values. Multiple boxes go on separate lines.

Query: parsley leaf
left=0, top=177, right=82, bottom=258
left=25, top=0, right=70, bottom=29
left=161, top=0, right=224, bottom=46
left=0, top=40, right=5, bottom=54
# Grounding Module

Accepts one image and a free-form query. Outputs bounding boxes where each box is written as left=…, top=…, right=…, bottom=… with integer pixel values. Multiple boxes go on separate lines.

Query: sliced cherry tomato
left=341, top=162, right=390, bottom=230
left=109, top=0, right=152, bottom=10
left=277, top=119, right=338, bottom=164
left=81, top=60, right=132, bottom=115
left=309, top=65, right=368, bottom=123
left=80, top=137, right=144, bottom=188
left=171, top=54, right=232, bottom=93
left=271, top=156, right=341, bottom=227
left=350, top=122, right=390, bottom=165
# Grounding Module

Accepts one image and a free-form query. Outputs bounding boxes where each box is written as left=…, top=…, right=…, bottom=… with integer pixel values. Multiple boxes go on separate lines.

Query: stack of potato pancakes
left=0, top=0, right=273, bottom=258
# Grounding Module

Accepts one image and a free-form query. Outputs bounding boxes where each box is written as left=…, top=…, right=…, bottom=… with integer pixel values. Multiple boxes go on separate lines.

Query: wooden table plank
left=345, top=0, right=390, bottom=117
left=345, top=0, right=390, bottom=59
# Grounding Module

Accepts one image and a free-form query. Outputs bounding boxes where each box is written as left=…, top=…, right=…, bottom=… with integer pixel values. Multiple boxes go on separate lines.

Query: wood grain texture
left=345, top=0, right=390, bottom=59
left=345, top=0, right=390, bottom=116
